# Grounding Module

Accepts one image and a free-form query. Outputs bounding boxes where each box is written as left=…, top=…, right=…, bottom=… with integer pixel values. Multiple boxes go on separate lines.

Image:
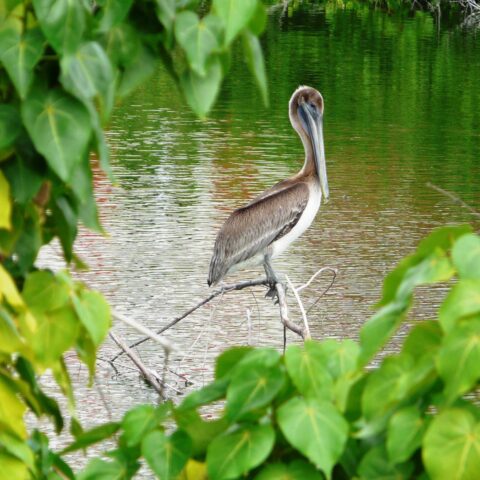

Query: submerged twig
left=427, top=182, right=480, bottom=219
left=109, top=331, right=166, bottom=398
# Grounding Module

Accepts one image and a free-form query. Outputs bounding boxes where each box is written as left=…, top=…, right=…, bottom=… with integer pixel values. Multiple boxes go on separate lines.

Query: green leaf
left=206, top=423, right=275, bottom=480
left=439, top=279, right=480, bottom=333
left=226, top=361, right=285, bottom=420
left=378, top=224, right=470, bottom=306
left=0, top=105, right=21, bottom=152
left=215, top=346, right=253, bottom=379
left=117, top=44, right=158, bottom=99
left=22, top=86, right=92, bottom=181
left=174, top=408, right=229, bottom=457
left=361, top=355, right=433, bottom=435
left=156, top=0, right=176, bottom=33
left=0, top=308, right=22, bottom=353
left=62, top=422, right=120, bottom=454
left=3, top=155, right=43, bottom=204
left=423, top=408, right=480, bottom=480
left=72, top=290, right=110, bottom=347
left=178, top=378, right=228, bottom=411
left=212, top=0, right=258, bottom=46
left=0, top=21, right=44, bottom=99
left=122, top=403, right=171, bottom=447
left=15, top=356, right=64, bottom=433
left=277, top=397, right=348, bottom=480
left=358, top=445, right=414, bottom=480
left=175, top=12, right=221, bottom=77
left=52, top=195, right=78, bottom=262
left=387, top=406, right=425, bottom=464
left=242, top=32, right=268, bottom=106
left=22, top=270, right=70, bottom=314
left=254, top=460, right=323, bottom=480
left=142, top=430, right=192, bottom=480
left=0, top=376, right=27, bottom=439
left=401, top=320, right=443, bottom=359
left=284, top=342, right=334, bottom=401
left=29, top=306, right=79, bottom=367
left=0, top=171, right=12, bottom=230
left=359, top=244, right=454, bottom=365
left=180, top=57, right=222, bottom=118
left=0, top=431, right=34, bottom=470
left=248, top=0, right=267, bottom=35
left=69, top=153, right=102, bottom=231
left=96, top=0, right=133, bottom=31
left=76, top=329, right=97, bottom=379
left=10, top=204, right=42, bottom=274
left=359, top=302, right=409, bottom=367
left=0, top=452, right=29, bottom=480
left=438, top=316, right=480, bottom=403
left=453, top=234, right=480, bottom=280
left=60, top=41, right=115, bottom=121
left=79, top=458, right=127, bottom=480
left=32, top=0, right=86, bottom=54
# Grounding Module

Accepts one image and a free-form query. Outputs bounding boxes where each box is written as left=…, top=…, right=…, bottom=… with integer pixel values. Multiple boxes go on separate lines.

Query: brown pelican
left=208, top=86, right=329, bottom=295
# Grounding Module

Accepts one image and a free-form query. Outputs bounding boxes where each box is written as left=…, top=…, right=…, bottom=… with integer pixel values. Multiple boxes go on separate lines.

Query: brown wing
left=208, top=182, right=309, bottom=285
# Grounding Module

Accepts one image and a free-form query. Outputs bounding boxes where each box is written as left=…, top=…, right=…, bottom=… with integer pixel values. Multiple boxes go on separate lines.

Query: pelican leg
left=264, top=257, right=282, bottom=301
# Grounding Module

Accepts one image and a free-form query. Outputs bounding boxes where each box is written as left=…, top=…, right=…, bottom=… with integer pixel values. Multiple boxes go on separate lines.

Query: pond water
left=39, top=2, right=480, bottom=468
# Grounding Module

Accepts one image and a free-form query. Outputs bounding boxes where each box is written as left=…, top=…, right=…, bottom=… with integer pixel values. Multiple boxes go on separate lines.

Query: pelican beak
left=298, top=102, right=329, bottom=201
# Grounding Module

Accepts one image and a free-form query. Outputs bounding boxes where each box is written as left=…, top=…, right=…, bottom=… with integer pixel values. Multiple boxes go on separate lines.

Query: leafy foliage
left=63, top=226, right=478, bottom=479
left=1, top=1, right=480, bottom=479
left=0, top=0, right=268, bottom=478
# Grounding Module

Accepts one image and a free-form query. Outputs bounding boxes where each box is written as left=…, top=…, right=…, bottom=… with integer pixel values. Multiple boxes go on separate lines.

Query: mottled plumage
left=208, top=86, right=329, bottom=287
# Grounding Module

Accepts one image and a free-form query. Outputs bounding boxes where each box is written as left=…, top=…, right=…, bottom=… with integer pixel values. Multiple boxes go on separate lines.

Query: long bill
left=298, top=103, right=329, bottom=201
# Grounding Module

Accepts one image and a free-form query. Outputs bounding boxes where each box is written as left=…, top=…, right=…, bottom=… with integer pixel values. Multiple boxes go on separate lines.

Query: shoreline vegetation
left=266, top=0, right=480, bottom=27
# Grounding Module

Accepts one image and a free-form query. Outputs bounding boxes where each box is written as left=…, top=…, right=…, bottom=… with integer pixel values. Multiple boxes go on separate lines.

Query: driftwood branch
left=112, top=310, right=176, bottom=353
left=285, top=275, right=311, bottom=339
left=111, top=278, right=268, bottom=362
left=109, top=331, right=166, bottom=398
left=275, top=282, right=304, bottom=338
left=111, top=268, right=337, bottom=362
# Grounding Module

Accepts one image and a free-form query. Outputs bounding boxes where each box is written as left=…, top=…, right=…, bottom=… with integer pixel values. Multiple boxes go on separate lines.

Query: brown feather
left=208, top=181, right=309, bottom=285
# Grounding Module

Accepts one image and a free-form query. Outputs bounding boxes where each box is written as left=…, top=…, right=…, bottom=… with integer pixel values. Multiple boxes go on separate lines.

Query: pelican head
left=289, top=86, right=329, bottom=201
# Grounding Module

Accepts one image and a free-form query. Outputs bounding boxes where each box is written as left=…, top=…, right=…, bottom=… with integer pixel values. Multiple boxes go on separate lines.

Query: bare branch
left=286, top=275, right=311, bottom=339
left=275, top=283, right=305, bottom=338
left=297, top=267, right=337, bottom=292
left=109, top=331, right=166, bottom=398
left=111, top=278, right=268, bottom=362
left=112, top=310, right=176, bottom=353
left=427, top=182, right=480, bottom=219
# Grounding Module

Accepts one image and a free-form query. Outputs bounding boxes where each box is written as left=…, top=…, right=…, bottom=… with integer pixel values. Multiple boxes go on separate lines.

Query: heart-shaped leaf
left=22, top=86, right=91, bottom=181
left=387, top=406, right=426, bottom=464
left=142, top=430, right=192, bottom=480
left=242, top=31, right=268, bottom=106
left=60, top=41, right=115, bottom=120
left=212, top=0, right=257, bottom=45
left=438, top=316, right=480, bottom=403
left=180, top=57, right=222, bottom=118
left=0, top=21, right=44, bottom=99
left=423, top=408, right=480, bottom=480
left=439, top=279, right=480, bottom=333
left=32, top=0, right=86, bottom=54
left=452, top=233, right=480, bottom=280
left=175, top=12, right=221, bottom=76
left=277, top=397, right=348, bottom=480
left=206, top=423, right=275, bottom=480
